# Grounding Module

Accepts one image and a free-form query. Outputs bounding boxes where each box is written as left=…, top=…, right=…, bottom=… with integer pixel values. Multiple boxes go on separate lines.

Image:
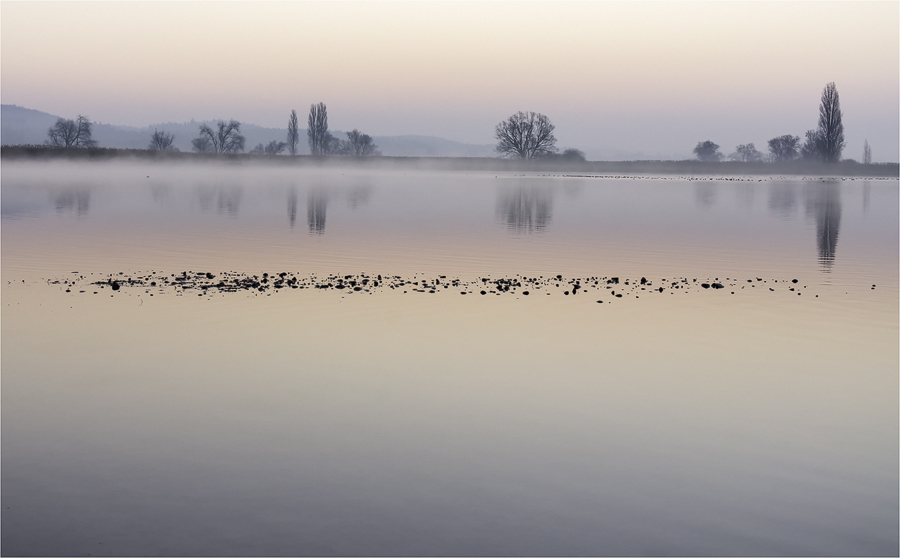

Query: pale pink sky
left=2, top=2, right=897, bottom=160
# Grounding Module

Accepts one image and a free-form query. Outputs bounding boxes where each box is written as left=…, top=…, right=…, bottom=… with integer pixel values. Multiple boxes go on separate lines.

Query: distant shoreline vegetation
left=2, top=145, right=897, bottom=177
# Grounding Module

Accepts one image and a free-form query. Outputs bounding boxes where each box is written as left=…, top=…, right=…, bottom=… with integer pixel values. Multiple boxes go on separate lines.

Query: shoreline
left=2, top=145, right=897, bottom=177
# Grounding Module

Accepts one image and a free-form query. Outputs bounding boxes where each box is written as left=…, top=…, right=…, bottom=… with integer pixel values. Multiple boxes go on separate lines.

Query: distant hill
left=1, top=104, right=495, bottom=157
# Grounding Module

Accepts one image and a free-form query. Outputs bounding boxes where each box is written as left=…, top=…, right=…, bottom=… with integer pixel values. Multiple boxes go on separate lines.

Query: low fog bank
left=2, top=145, right=897, bottom=178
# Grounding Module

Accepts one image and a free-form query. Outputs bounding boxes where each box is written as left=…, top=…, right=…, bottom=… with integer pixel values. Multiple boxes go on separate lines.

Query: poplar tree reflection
left=805, top=181, right=841, bottom=271
left=497, top=184, right=552, bottom=232
left=288, top=187, right=298, bottom=228
left=307, top=189, right=327, bottom=234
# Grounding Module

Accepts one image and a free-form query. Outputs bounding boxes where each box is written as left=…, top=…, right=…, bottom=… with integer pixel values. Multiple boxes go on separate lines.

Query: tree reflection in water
left=52, top=189, right=90, bottom=216
left=287, top=187, right=298, bottom=229
left=497, top=184, right=552, bottom=233
left=805, top=181, right=841, bottom=272
left=307, top=189, right=327, bottom=235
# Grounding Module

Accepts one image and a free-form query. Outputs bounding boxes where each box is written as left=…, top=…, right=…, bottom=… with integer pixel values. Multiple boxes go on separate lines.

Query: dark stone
left=701, top=283, right=710, bottom=289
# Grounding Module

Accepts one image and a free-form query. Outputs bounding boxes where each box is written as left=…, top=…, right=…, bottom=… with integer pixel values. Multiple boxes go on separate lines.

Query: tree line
left=45, top=103, right=380, bottom=157
left=693, top=82, right=872, bottom=164
left=44, top=82, right=873, bottom=164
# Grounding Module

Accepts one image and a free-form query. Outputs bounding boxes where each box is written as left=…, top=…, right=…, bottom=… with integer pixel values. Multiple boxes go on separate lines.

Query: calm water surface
left=2, top=161, right=898, bottom=556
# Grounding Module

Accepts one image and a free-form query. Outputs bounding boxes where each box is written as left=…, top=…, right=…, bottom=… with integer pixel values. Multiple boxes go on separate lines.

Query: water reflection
left=863, top=181, right=870, bottom=213
left=693, top=182, right=717, bottom=208
left=346, top=185, right=372, bottom=209
left=307, top=189, right=328, bottom=235
left=288, top=188, right=298, bottom=229
left=735, top=183, right=755, bottom=208
left=195, top=186, right=243, bottom=217
left=805, top=182, right=841, bottom=272
left=768, top=183, right=798, bottom=219
left=52, top=189, right=90, bottom=216
left=497, top=184, right=553, bottom=233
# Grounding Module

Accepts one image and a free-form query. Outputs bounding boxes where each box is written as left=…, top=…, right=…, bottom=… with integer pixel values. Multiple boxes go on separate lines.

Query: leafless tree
left=863, top=140, right=872, bottom=165
left=46, top=115, right=97, bottom=148
left=193, top=120, right=245, bottom=154
left=308, top=103, right=329, bottom=155
left=287, top=110, right=300, bottom=156
left=728, top=143, right=763, bottom=162
left=800, top=130, right=822, bottom=161
left=192, top=136, right=214, bottom=153
left=495, top=111, right=557, bottom=159
left=249, top=141, right=287, bottom=155
left=561, top=148, right=586, bottom=162
left=817, top=82, right=845, bottom=163
left=149, top=129, right=176, bottom=151
left=266, top=140, right=286, bottom=155
left=767, top=135, right=800, bottom=162
left=324, top=132, right=344, bottom=155
left=693, top=140, right=722, bottom=162
left=345, top=129, right=379, bottom=156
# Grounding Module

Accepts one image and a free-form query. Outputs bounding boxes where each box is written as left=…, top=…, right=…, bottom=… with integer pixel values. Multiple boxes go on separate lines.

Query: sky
left=2, top=1, right=898, bottom=160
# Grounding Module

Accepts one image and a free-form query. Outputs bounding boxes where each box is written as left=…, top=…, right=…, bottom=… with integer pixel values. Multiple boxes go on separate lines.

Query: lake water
left=2, top=160, right=897, bottom=556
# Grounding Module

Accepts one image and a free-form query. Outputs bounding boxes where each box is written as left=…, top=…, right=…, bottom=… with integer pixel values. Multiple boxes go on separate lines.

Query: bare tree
left=693, top=140, right=722, bottom=162
left=560, top=148, right=586, bottom=162
left=863, top=140, right=872, bottom=164
left=193, top=120, right=245, bottom=154
left=817, top=82, right=845, bottom=163
left=192, top=136, right=214, bottom=153
left=324, top=132, right=344, bottom=155
left=800, top=130, right=822, bottom=161
left=728, top=143, right=763, bottom=162
left=308, top=103, right=329, bottom=155
left=495, top=111, right=557, bottom=159
left=767, top=135, right=800, bottom=162
left=265, top=140, right=287, bottom=155
left=46, top=115, right=97, bottom=148
left=149, top=129, right=176, bottom=151
left=250, top=140, right=287, bottom=155
left=287, top=110, right=300, bottom=156
left=345, top=129, right=379, bottom=156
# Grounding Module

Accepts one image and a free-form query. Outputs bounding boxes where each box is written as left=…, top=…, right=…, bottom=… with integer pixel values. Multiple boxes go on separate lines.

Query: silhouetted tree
left=266, top=140, right=286, bottom=155
left=192, top=136, right=214, bottom=153
left=47, top=116, right=97, bottom=148
left=287, top=110, right=300, bottom=156
left=324, top=132, right=344, bottom=155
left=561, top=148, right=586, bottom=162
left=495, top=111, right=557, bottom=159
left=149, top=129, right=176, bottom=151
left=249, top=141, right=287, bottom=155
left=800, top=130, right=822, bottom=161
left=693, top=140, right=722, bottom=162
left=729, top=143, right=763, bottom=162
left=863, top=140, right=872, bottom=165
left=817, top=82, right=845, bottom=163
left=193, top=120, right=245, bottom=153
left=308, top=103, right=329, bottom=155
left=767, top=135, right=800, bottom=162
left=345, top=129, right=379, bottom=156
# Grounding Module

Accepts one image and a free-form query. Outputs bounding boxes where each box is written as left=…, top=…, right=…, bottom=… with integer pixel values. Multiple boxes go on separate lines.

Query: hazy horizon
left=2, top=2, right=898, bottom=161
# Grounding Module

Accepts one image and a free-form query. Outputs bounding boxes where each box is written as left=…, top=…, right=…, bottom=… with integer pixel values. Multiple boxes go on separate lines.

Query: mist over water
left=2, top=160, right=897, bottom=556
